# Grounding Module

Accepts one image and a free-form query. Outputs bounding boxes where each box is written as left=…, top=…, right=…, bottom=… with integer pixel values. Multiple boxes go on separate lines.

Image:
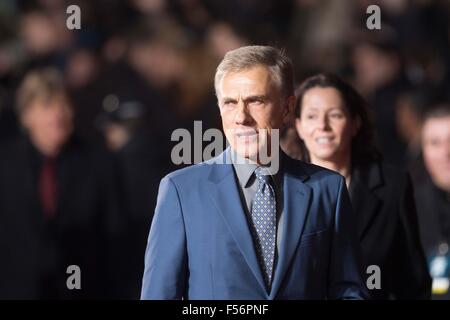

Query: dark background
left=0, top=0, right=449, bottom=299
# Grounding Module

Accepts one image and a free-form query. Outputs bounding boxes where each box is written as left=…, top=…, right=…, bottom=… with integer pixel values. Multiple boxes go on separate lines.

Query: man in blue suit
left=141, top=46, right=367, bottom=299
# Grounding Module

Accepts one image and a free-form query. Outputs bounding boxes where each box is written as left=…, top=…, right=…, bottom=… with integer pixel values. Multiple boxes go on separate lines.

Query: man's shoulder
left=161, top=152, right=227, bottom=186
left=162, top=152, right=345, bottom=188
left=164, top=162, right=212, bottom=182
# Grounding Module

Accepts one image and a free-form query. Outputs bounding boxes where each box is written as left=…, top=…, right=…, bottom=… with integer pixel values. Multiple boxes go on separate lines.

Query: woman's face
left=295, top=87, right=358, bottom=163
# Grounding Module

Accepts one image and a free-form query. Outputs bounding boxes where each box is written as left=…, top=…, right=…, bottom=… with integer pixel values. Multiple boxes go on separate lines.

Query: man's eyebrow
left=221, top=95, right=268, bottom=103
left=222, top=97, right=237, bottom=102
left=243, top=95, right=267, bottom=101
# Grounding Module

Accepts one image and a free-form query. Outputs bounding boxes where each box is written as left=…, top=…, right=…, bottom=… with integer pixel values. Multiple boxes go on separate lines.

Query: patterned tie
left=251, top=166, right=277, bottom=289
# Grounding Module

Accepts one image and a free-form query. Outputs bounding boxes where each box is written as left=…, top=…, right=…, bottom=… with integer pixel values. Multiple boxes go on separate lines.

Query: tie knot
left=254, top=167, right=270, bottom=184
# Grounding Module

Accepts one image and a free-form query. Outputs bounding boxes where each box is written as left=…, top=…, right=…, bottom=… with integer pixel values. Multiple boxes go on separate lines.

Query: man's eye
left=429, top=139, right=440, bottom=147
left=223, top=101, right=236, bottom=107
left=249, top=99, right=264, bottom=106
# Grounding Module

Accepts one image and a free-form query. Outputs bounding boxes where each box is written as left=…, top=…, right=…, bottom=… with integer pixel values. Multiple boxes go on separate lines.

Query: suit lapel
left=350, top=163, right=383, bottom=240
left=207, top=149, right=267, bottom=294
left=270, top=155, right=311, bottom=299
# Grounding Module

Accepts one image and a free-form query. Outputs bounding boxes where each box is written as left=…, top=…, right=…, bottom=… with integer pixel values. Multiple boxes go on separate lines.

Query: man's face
left=21, top=94, right=74, bottom=156
left=422, top=115, right=450, bottom=192
left=218, top=65, right=293, bottom=162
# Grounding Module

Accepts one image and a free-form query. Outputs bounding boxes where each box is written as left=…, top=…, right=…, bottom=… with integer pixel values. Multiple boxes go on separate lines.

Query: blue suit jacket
left=141, top=148, right=367, bottom=299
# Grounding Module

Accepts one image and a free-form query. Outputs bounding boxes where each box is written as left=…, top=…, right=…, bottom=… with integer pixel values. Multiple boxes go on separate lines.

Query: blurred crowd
left=0, top=0, right=449, bottom=299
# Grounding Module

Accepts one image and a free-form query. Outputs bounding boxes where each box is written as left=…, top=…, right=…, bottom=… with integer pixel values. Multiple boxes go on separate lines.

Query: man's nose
left=234, top=102, right=251, bottom=125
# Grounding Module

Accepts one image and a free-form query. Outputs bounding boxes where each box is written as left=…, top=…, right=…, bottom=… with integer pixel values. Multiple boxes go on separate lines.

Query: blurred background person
left=291, top=73, right=431, bottom=299
left=0, top=68, right=122, bottom=299
left=350, top=32, right=411, bottom=167
left=395, top=89, right=432, bottom=167
left=95, top=97, right=171, bottom=298
left=414, top=103, right=450, bottom=299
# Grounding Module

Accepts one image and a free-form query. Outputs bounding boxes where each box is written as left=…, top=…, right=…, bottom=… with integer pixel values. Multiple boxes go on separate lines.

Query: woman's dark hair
left=294, top=73, right=381, bottom=164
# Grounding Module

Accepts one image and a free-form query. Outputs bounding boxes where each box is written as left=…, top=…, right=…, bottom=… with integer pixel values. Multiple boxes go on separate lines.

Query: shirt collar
left=231, top=149, right=257, bottom=188
left=230, top=148, right=283, bottom=189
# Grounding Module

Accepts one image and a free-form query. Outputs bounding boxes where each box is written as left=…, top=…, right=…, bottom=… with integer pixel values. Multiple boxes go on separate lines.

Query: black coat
left=414, top=177, right=450, bottom=299
left=415, top=177, right=450, bottom=256
left=0, top=135, right=123, bottom=299
left=349, top=161, right=431, bottom=299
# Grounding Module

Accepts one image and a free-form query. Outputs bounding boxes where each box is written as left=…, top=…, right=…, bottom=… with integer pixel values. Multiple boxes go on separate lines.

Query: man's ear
left=283, top=95, right=296, bottom=123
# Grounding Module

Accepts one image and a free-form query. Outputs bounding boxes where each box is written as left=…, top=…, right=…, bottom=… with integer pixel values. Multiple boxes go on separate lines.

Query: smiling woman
left=294, top=73, right=379, bottom=171
left=294, top=73, right=431, bottom=299
left=295, top=86, right=358, bottom=183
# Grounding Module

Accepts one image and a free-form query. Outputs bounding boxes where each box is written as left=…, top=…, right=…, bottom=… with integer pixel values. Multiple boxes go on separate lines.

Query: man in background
left=415, top=103, right=450, bottom=299
left=0, top=68, right=122, bottom=299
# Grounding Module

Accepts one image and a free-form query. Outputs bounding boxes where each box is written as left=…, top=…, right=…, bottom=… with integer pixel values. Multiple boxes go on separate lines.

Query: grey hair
left=214, top=45, right=294, bottom=100
left=16, top=67, right=67, bottom=114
